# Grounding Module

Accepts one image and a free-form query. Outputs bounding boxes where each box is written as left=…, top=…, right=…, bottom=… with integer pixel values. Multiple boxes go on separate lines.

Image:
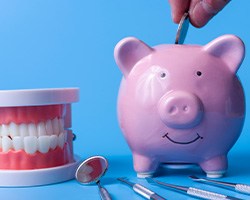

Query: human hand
left=168, top=0, right=230, bottom=28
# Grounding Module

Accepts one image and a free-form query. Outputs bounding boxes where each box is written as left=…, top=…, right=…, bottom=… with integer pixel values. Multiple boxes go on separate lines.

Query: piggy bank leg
left=199, top=155, right=227, bottom=178
left=133, top=154, right=159, bottom=178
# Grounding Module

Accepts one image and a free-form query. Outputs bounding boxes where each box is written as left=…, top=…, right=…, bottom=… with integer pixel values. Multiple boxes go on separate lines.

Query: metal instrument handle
left=98, top=185, right=112, bottom=200
left=133, top=184, right=166, bottom=200
left=187, top=187, right=242, bottom=200
left=235, top=184, right=250, bottom=194
left=150, top=193, right=167, bottom=200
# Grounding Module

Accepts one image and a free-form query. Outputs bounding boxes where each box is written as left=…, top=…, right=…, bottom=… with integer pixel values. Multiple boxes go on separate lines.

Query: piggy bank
left=114, top=35, right=245, bottom=178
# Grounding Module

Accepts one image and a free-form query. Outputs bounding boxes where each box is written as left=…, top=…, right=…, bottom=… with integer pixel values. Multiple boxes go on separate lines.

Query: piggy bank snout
left=158, top=91, right=204, bottom=129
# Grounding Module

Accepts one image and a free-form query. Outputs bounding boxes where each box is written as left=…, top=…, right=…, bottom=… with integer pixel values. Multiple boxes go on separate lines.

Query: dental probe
left=190, top=175, right=250, bottom=195
left=117, top=177, right=166, bottom=200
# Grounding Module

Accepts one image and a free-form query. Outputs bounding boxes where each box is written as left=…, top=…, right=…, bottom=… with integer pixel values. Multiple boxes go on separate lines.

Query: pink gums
left=0, top=105, right=64, bottom=124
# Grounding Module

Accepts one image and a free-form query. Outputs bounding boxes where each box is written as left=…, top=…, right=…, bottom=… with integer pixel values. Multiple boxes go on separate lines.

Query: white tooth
left=59, top=118, right=64, bottom=132
left=2, top=136, right=12, bottom=152
left=58, top=133, right=65, bottom=149
left=38, top=136, right=50, bottom=153
left=1, top=124, right=9, bottom=137
left=46, top=120, right=53, bottom=135
left=37, top=122, right=46, bottom=136
left=52, top=118, right=60, bottom=135
left=12, top=136, right=23, bottom=151
left=19, top=123, right=29, bottom=137
left=9, top=122, right=19, bottom=138
left=50, top=135, right=58, bottom=150
left=28, top=123, right=38, bottom=136
left=24, top=136, right=37, bottom=154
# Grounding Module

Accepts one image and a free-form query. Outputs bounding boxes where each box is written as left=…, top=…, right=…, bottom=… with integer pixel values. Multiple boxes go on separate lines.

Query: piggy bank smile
left=162, top=132, right=203, bottom=145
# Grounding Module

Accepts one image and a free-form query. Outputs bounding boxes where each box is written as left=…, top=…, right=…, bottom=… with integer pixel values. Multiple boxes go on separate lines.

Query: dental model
left=0, top=88, right=79, bottom=186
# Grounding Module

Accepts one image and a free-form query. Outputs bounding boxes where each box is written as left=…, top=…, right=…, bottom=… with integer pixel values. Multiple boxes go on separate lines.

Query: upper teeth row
left=0, top=118, right=64, bottom=138
left=0, top=131, right=68, bottom=154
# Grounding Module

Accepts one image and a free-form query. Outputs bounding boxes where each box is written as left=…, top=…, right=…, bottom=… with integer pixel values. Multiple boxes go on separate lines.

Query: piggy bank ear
left=114, top=37, right=153, bottom=77
left=203, top=35, right=245, bottom=73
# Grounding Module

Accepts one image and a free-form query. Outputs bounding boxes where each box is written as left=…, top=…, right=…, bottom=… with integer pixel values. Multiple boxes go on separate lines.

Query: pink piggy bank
left=114, top=35, right=245, bottom=178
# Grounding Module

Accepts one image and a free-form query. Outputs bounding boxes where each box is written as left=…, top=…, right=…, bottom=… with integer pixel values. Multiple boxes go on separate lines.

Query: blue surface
left=0, top=0, right=249, bottom=199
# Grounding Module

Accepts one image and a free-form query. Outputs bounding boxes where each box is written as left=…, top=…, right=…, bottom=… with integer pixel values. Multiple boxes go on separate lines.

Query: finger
left=189, top=0, right=231, bottom=28
left=168, top=0, right=191, bottom=24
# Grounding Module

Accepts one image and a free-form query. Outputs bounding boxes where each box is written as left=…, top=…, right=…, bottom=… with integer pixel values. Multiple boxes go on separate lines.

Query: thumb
left=189, top=0, right=230, bottom=28
left=168, top=0, right=191, bottom=24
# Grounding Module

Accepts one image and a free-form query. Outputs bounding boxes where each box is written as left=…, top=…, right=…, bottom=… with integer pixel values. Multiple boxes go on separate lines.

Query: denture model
left=0, top=88, right=80, bottom=186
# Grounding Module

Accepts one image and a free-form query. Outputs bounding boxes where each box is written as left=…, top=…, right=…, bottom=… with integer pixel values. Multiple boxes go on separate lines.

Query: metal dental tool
left=190, top=175, right=250, bottom=195
left=75, top=156, right=112, bottom=200
left=117, top=177, right=167, bottom=200
left=146, top=178, right=243, bottom=200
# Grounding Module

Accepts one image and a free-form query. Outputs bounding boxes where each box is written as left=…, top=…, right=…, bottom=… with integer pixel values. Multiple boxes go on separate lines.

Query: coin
left=175, top=12, right=189, bottom=44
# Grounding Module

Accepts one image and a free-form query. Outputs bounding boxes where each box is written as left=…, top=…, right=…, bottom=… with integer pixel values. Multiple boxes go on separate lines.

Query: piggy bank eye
left=160, top=72, right=167, bottom=79
left=196, top=71, right=202, bottom=76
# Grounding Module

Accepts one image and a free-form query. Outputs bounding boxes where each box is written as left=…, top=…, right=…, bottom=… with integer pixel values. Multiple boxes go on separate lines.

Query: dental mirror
left=75, top=156, right=112, bottom=200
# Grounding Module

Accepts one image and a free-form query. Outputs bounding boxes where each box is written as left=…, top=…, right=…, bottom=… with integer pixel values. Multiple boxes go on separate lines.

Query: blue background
left=0, top=0, right=249, bottom=199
